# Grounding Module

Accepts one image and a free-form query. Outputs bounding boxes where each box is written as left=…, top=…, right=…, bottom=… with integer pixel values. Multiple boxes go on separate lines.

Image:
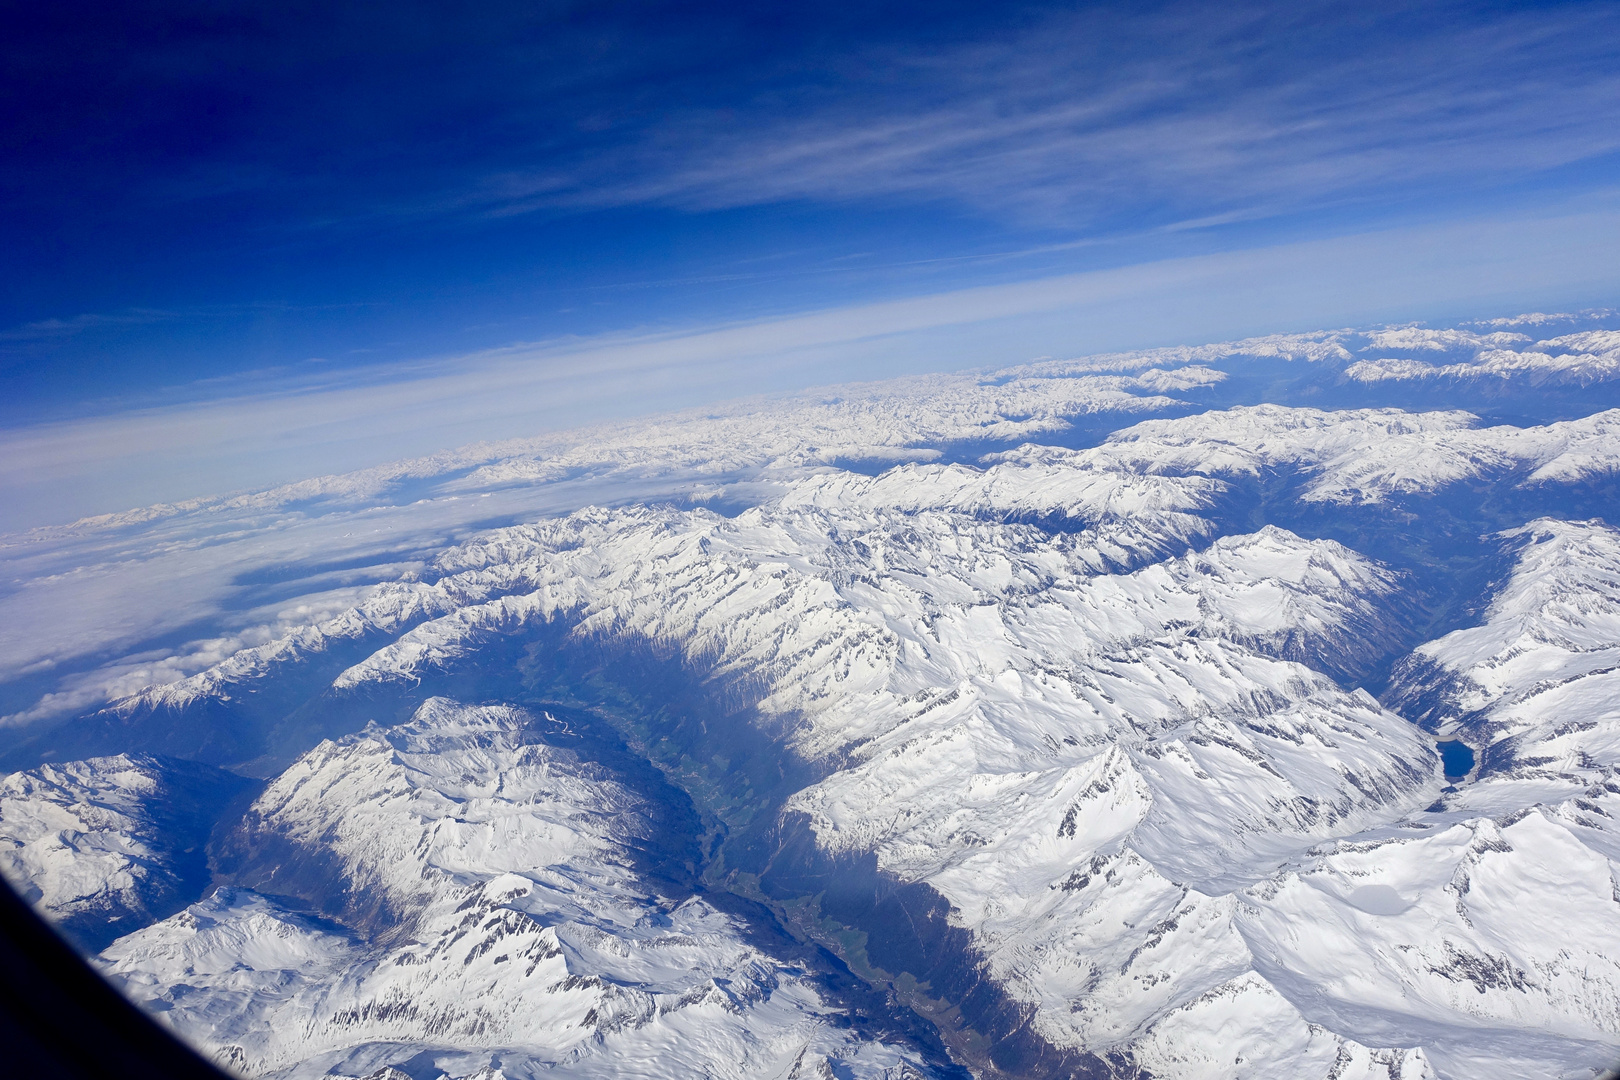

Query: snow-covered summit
left=101, top=698, right=945, bottom=1080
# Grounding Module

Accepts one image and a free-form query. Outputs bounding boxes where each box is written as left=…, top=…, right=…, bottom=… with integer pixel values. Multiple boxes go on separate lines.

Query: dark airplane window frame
left=0, top=872, right=234, bottom=1078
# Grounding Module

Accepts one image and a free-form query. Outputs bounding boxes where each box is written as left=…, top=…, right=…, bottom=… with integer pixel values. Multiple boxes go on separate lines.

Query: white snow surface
left=100, top=699, right=931, bottom=1080
left=0, top=755, right=181, bottom=926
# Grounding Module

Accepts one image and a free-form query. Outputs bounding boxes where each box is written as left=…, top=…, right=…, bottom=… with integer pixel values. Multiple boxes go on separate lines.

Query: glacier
left=2, top=310, right=1620, bottom=1079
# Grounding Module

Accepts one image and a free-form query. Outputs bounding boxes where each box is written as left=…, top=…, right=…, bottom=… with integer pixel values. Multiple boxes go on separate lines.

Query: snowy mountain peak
left=102, top=697, right=948, bottom=1079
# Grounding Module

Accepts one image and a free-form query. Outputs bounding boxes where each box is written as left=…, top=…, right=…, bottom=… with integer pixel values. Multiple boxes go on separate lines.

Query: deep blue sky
left=3, top=0, right=1620, bottom=522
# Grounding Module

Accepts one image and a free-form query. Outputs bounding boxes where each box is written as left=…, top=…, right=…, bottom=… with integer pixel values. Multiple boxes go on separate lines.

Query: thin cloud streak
left=477, top=4, right=1620, bottom=229
left=4, top=204, right=1620, bottom=532
left=0, top=308, right=178, bottom=343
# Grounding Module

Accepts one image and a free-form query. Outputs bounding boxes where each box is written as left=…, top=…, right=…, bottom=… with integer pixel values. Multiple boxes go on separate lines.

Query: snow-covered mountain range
left=3, top=311, right=1620, bottom=1080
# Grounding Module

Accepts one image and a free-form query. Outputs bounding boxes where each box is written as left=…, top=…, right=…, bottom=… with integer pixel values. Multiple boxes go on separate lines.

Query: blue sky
left=3, top=0, right=1620, bottom=526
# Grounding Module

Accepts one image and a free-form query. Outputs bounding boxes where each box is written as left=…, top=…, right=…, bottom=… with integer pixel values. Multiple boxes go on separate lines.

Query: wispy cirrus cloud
left=470, top=2, right=1620, bottom=229
left=0, top=308, right=176, bottom=343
